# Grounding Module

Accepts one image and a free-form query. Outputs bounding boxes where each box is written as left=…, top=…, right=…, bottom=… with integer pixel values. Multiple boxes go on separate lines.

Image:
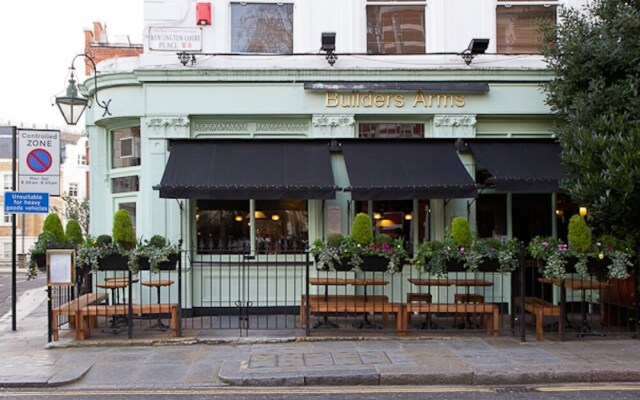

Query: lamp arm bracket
left=70, top=53, right=112, bottom=117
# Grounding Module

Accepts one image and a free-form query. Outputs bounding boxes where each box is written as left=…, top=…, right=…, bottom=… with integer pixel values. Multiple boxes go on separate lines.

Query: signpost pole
left=11, top=126, right=17, bottom=331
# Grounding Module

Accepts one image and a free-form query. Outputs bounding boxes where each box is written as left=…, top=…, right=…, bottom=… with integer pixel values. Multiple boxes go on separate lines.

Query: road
left=0, top=267, right=45, bottom=319
left=0, top=386, right=640, bottom=399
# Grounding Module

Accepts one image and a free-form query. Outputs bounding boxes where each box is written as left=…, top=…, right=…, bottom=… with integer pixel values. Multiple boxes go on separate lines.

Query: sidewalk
left=1, top=287, right=640, bottom=388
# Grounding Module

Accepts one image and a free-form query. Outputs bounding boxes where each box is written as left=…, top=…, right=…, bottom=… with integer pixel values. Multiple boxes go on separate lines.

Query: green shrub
left=568, top=214, right=592, bottom=253
left=351, top=213, right=373, bottom=246
left=375, top=234, right=393, bottom=246
left=451, top=217, right=473, bottom=248
left=95, top=235, right=113, bottom=247
left=326, top=233, right=344, bottom=248
left=42, top=214, right=66, bottom=245
left=112, top=210, right=136, bottom=250
left=65, top=220, right=84, bottom=246
left=148, top=235, right=167, bottom=248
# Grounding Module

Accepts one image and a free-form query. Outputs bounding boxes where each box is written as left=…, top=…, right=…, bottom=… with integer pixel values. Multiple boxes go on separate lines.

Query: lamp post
left=55, top=54, right=111, bottom=125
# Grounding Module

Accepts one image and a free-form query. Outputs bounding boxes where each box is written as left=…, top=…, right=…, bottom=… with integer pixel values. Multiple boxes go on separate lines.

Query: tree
left=51, top=193, right=90, bottom=234
left=542, top=0, right=640, bottom=248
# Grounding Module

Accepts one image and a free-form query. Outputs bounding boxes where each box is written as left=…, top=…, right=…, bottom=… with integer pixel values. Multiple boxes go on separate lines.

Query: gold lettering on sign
left=326, top=91, right=465, bottom=109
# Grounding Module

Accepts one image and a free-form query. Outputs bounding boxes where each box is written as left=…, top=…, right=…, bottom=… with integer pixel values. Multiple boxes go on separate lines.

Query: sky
left=0, top=1, right=143, bottom=131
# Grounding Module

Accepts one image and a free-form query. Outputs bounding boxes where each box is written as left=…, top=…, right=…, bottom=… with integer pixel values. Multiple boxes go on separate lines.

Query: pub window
left=118, top=202, right=137, bottom=234
left=355, top=200, right=418, bottom=252
left=476, top=194, right=507, bottom=239
left=359, top=123, right=424, bottom=138
left=366, top=0, right=426, bottom=55
left=112, top=176, right=140, bottom=194
left=196, top=199, right=308, bottom=255
left=231, top=2, right=293, bottom=53
left=111, top=127, right=141, bottom=169
left=496, top=2, right=557, bottom=54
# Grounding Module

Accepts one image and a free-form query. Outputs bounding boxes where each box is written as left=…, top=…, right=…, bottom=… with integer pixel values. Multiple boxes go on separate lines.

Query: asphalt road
left=1, top=385, right=640, bottom=399
left=0, top=267, right=45, bottom=318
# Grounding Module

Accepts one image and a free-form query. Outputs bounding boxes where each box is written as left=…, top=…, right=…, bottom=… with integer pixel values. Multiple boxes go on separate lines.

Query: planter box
left=138, top=253, right=179, bottom=271
left=98, top=254, right=130, bottom=271
left=334, top=259, right=353, bottom=272
left=360, top=255, right=390, bottom=272
left=34, top=254, right=47, bottom=271
left=445, top=259, right=466, bottom=272
left=477, top=258, right=500, bottom=272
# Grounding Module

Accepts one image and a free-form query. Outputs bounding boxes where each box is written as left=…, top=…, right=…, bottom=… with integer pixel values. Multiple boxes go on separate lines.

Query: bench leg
left=51, top=310, right=59, bottom=341
left=75, top=312, right=89, bottom=340
left=171, top=306, right=179, bottom=337
left=395, top=306, right=408, bottom=336
left=492, top=307, right=499, bottom=336
left=535, top=310, right=543, bottom=341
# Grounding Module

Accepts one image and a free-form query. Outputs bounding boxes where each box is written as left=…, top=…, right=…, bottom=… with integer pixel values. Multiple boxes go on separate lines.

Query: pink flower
left=541, top=242, right=548, bottom=249
left=459, top=247, right=465, bottom=254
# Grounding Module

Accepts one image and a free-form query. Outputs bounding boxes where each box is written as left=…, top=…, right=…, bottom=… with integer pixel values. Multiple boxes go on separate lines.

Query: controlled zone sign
left=18, top=129, right=60, bottom=196
left=4, top=192, right=49, bottom=214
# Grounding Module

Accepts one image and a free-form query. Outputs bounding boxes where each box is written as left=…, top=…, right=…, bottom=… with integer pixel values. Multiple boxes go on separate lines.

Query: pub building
left=81, top=0, right=577, bottom=328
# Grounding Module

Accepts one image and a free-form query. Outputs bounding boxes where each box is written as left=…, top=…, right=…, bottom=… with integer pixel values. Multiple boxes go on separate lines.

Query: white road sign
left=18, top=129, right=60, bottom=196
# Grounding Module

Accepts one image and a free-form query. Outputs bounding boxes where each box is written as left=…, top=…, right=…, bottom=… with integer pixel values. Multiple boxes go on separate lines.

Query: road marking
left=538, top=385, right=640, bottom=392
left=0, top=387, right=494, bottom=397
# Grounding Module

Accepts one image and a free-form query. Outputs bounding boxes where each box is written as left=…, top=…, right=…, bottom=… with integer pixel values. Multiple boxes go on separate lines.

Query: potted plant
left=310, top=233, right=354, bottom=271
left=528, top=215, right=632, bottom=281
left=128, top=234, right=180, bottom=274
left=27, top=214, right=69, bottom=279
left=351, top=213, right=407, bottom=273
left=97, top=210, right=136, bottom=270
left=412, top=217, right=519, bottom=276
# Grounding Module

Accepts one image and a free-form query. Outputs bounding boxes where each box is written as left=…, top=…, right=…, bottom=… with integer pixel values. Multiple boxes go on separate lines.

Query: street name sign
left=18, top=129, right=60, bottom=196
left=4, top=192, right=49, bottom=214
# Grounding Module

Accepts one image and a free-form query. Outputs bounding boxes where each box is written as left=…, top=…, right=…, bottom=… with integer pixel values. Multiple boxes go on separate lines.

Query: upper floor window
left=78, top=154, right=87, bottom=165
left=231, top=3, right=293, bottom=53
left=68, top=182, right=79, bottom=197
left=359, top=123, right=424, bottom=138
left=111, top=127, right=141, bottom=169
left=2, top=174, right=11, bottom=191
left=367, top=0, right=426, bottom=55
left=496, top=2, right=557, bottom=54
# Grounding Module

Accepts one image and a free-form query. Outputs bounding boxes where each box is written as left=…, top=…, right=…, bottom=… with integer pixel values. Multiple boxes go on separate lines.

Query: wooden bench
left=515, top=297, right=561, bottom=341
left=301, top=294, right=407, bottom=336
left=51, top=293, right=108, bottom=341
left=405, top=303, right=500, bottom=336
left=76, top=303, right=179, bottom=340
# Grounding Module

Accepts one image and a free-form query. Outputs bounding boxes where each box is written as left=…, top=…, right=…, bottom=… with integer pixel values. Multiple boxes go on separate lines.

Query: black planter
left=138, top=253, right=179, bottom=271
left=98, top=254, right=130, bottom=271
left=587, top=257, right=610, bottom=281
left=445, top=258, right=466, bottom=272
left=477, top=258, right=500, bottom=272
left=360, top=255, right=390, bottom=272
left=34, top=254, right=47, bottom=271
left=334, top=258, right=353, bottom=272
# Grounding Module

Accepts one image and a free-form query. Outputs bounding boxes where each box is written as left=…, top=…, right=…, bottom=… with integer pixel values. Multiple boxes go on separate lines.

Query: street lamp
left=55, top=53, right=111, bottom=125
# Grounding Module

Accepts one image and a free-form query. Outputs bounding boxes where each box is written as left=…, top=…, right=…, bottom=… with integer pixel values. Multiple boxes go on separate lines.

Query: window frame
left=366, top=0, right=427, bottom=55
left=496, top=2, right=558, bottom=55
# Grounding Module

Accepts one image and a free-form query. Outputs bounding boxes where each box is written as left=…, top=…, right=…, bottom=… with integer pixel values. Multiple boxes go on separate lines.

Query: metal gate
left=184, top=251, right=310, bottom=337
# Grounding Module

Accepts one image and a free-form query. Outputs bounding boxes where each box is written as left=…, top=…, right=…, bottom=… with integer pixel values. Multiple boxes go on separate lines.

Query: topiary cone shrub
left=567, top=214, right=592, bottom=253
left=351, top=212, right=373, bottom=246
left=65, top=219, right=84, bottom=247
left=113, top=209, right=136, bottom=251
left=451, top=217, right=473, bottom=248
left=43, top=214, right=66, bottom=245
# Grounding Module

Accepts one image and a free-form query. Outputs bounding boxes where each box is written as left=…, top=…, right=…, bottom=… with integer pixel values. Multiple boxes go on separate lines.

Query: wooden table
left=96, top=278, right=138, bottom=334
left=539, top=277, right=609, bottom=337
left=308, top=277, right=389, bottom=329
left=141, top=280, right=175, bottom=331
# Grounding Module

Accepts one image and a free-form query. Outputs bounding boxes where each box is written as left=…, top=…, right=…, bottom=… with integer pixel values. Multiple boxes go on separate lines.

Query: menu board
left=47, top=250, right=74, bottom=286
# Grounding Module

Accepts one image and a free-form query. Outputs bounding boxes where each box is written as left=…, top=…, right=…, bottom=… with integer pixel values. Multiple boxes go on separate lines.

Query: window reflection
left=496, top=5, right=556, bottom=54
left=231, top=3, right=293, bottom=53
left=367, top=4, right=426, bottom=54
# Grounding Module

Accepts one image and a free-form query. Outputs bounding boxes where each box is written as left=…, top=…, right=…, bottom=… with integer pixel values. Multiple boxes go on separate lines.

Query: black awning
left=468, top=140, right=566, bottom=192
left=155, top=140, right=338, bottom=200
left=341, top=141, right=477, bottom=200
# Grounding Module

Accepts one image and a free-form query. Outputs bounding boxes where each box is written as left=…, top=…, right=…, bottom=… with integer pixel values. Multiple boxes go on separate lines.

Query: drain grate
left=495, top=387, right=537, bottom=393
